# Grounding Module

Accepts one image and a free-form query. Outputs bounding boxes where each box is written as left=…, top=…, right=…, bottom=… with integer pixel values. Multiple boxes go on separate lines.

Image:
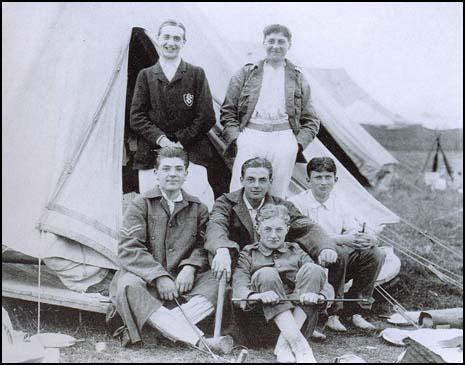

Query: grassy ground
left=3, top=151, right=463, bottom=363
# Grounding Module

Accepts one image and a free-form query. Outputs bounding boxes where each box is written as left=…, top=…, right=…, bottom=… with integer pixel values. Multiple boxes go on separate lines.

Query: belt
left=246, top=121, right=291, bottom=132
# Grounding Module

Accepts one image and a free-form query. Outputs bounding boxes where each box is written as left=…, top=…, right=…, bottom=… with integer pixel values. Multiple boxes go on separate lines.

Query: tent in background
left=3, top=3, right=399, bottom=295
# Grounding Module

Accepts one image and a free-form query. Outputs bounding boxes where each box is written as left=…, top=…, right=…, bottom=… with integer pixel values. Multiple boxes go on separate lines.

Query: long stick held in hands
left=232, top=298, right=370, bottom=304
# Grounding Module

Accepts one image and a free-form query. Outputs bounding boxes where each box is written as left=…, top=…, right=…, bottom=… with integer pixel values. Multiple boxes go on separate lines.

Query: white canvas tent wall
left=3, top=2, right=399, bottom=283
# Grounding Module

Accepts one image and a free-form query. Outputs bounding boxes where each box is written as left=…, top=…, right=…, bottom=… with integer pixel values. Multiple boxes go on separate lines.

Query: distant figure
left=288, top=157, right=386, bottom=332
left=221, top=24, right=321, bottom=198
left=130, top=19, right=226, bottom=210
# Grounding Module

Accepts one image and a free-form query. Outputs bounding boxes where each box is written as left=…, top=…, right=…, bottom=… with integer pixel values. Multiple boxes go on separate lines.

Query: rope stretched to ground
left=377, top=236, right=463, bottom=290
left=374, top=286, right=419, bottom=328
left=377, top=233, right=463, bottom=287
left=37, top=255, right=41, bottom=334
left=397, top=218, right=462, bottom=257
left=378, top=231, right=463, bottom=281
left=431, top=209, right=463, bottom=222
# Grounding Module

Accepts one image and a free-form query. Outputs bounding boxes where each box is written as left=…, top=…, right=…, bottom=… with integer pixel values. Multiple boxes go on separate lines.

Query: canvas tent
left=3, top=3, right=399, bottom=298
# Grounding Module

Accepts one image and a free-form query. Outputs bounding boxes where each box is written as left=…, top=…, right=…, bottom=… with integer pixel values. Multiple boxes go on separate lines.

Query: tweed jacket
left=220, top=59, right=321, bottom=162
left=118, top=187, right=210, bottom=284
left=130, top=60, right=216, bottom=169
left=204, top=189, right=336, bottom=264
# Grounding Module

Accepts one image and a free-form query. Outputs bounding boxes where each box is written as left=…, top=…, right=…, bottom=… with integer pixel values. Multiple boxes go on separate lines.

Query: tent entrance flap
left=123, top=27, right=159, bottom=194
left=317, top=125, right=370, bottom=187
left=36, top=34, right=131, bottom=263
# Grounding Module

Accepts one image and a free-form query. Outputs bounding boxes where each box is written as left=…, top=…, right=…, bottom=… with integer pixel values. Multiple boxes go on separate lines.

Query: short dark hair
left=256, top=204, right=290, bottom=226
left=263, top=24, right=292, bottom=42
left=241, top=157, right=273, bottom=179
left=155, top=147, right=189, bottom=169
left=158, top=19, right=187, bottom=41
left=307, top=157, right=337, bottom=177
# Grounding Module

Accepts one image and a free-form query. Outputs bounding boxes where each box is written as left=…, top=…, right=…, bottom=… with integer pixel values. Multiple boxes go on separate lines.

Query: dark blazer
left=205, top=189, right=336, bottom=264
left=130, top=60, right=216, bottom=169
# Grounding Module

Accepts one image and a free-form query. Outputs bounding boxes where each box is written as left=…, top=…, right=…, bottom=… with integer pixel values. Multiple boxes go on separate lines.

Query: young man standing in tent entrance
left=109, top=147, right=231, bottom=349
left=205, top=157, right=337, bottom=342
left=130, top=19, right=224, bottom=211
left=220, top=24, right=321, bottom=199
left=288, top=157, right=386, bottom=332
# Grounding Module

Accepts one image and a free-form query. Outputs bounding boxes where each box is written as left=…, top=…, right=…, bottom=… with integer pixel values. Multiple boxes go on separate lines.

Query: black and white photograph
left=2, top=2, right=463, bottom=363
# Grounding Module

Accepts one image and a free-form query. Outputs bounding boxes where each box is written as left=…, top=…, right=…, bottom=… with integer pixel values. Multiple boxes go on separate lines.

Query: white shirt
left=160, top=189, right=183, bottom=214
left=243, top=193, right=265, bottom=225
left=250, top=61, right=288, bottom=124
left=159, top=57, right=181, bottom=82
left=288, top=190, right=360, bottom=236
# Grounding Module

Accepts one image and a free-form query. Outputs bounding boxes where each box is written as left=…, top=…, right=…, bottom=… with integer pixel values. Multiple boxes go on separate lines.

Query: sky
left=196, top=2, right=463, bottom=128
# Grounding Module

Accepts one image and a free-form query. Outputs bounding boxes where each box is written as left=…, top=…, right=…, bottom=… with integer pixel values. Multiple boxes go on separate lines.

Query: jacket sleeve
left=178, top=203, right=210, bottom=271
left=295, top=74, right=321, bottom=150
left=205, top=195, right=241, bottom=254
left=118, top=197, right=172, bottom=284
left=232, top=250, right=254, bottom=299
left=174, top=68, right=216, bottom=147
left=284, top=200, right=337, bottom=259
left=130, top=70, right=166, bottom=146
left=220, top=67, right=248, bottom=146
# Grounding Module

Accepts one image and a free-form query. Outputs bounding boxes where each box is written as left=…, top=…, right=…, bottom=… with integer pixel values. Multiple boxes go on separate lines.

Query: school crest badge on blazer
left=183, top=93, right=194, bottom=107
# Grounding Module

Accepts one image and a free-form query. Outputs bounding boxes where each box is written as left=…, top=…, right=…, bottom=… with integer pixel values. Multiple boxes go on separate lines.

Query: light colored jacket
left=220, top=59, right=321, bottom=162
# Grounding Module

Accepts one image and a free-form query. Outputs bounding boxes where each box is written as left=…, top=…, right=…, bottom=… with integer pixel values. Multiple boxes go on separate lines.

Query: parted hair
left=256, top=204, right=291, bottom=226
left=158, top=19, right=187, bottom=41
left=306, top=157, right=337, bottom=177
left=263, top=24, right=292, bottom=42
left=155, top=147, right=189, bottom=169
left=241, top=157, right=273, bottom=179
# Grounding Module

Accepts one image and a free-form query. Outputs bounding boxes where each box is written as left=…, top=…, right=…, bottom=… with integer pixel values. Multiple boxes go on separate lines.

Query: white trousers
left=138, top=162, right=214, bottom=211
left=229, top=128, right=298, bottom=198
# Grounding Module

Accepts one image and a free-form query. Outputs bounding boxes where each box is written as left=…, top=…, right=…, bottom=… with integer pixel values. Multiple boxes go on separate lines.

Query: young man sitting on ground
left=288, top=157, right=386, bottom=332
left=233, top=204, right=332, bottom=363
left=109, top=147, right=230, bottom=349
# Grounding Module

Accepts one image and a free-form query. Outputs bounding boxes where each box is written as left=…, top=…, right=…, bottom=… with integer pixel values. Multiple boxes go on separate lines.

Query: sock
left=169, top=295, right=214, bottom=324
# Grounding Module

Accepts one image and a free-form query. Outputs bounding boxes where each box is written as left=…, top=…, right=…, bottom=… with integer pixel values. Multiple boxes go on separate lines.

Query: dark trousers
left=327, top=245, right=386, bottom=317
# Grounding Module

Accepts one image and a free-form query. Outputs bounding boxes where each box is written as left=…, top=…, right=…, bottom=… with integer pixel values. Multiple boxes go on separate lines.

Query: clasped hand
left=155, top=265, right=196, bottom=300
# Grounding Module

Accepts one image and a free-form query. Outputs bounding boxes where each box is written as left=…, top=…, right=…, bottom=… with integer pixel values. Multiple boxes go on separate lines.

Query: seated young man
left=233, top=204, right=332, bottom=363
left=109, top=147, right=228, bottom=348
left=288, top=157, right=386, bottom=331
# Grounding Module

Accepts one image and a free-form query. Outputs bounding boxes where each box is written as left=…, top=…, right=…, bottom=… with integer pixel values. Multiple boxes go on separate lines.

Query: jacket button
left=151, top=236, right=155, bottom=240
left=169, top=248, right=175, bottom=252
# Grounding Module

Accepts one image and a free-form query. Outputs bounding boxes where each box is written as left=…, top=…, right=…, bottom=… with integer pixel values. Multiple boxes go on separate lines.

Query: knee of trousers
left=363, top=246, right=387, bottom=267
left=296, top=263, right=326, bottom=283
left=251, top=267, right=282, bottom=286
left=116, top=271, right=147, bottom=296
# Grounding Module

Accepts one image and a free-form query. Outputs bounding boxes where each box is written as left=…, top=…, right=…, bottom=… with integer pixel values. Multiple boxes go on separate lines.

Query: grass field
left=3, top=151, right=463, bottom=363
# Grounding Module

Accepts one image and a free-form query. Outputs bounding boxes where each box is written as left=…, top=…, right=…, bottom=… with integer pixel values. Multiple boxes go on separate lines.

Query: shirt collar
left=264, top=59, right=286, bottom=70
left=160, top=189, right=183, bottom=203
left=306, top=190, right=335, bottom=210
left=258, top=242, right=289, bottom=256
left=243, top=193, right=265, bottom=212
left=159, top=57, right=182, bottom=71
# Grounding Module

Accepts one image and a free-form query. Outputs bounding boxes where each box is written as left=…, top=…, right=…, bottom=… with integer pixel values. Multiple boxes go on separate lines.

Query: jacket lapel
left=284, top=60, right=297, bottom=117
left=169, top=59, right=187, bottom=84
left=233, top=198, right=255, bottom=240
